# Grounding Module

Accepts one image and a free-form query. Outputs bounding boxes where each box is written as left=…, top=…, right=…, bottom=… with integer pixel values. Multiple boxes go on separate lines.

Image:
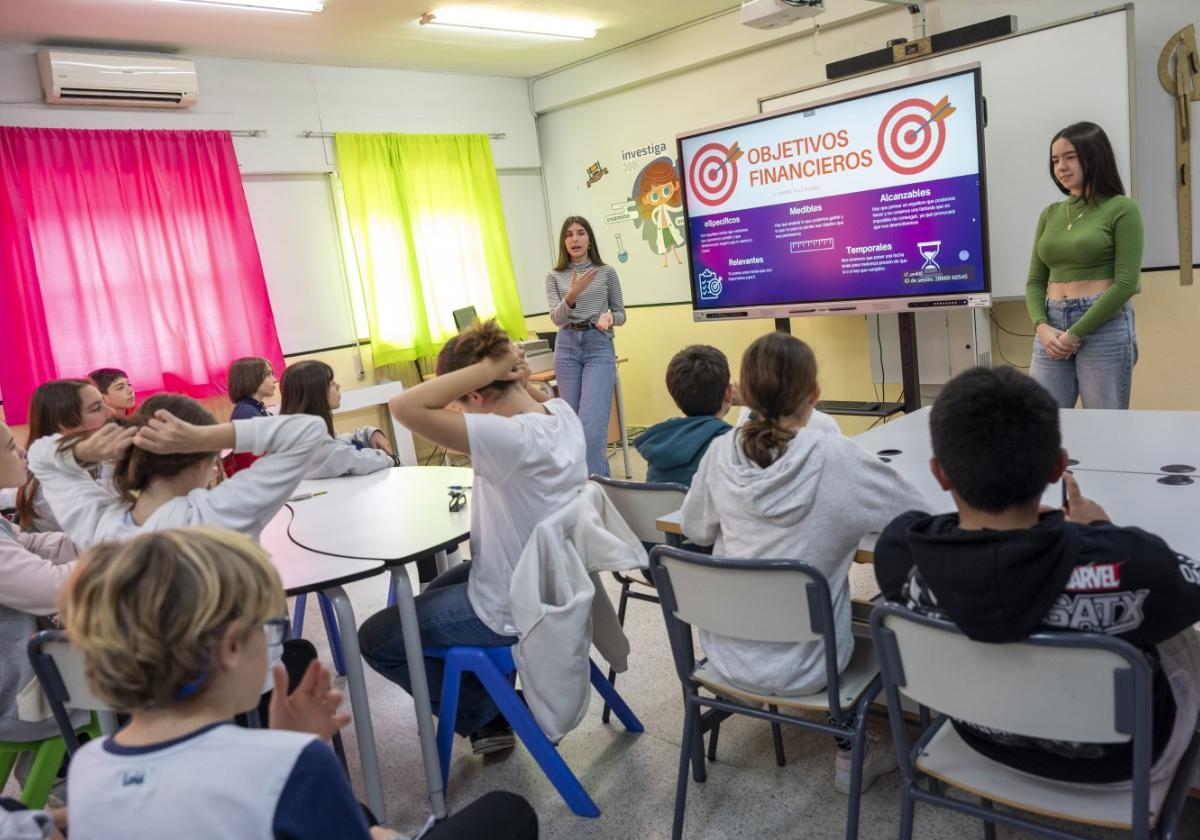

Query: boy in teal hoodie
left=634, top=345, right=737, bottom=486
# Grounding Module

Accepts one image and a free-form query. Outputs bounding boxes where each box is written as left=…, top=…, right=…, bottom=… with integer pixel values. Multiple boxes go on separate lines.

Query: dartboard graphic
left=687, top=142, right=739, bottom=207
left=877, top=98, right=948, bottom=176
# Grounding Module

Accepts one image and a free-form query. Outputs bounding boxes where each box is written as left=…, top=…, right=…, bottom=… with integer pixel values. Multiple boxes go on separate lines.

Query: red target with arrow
left=877, top=95, right=955, bottom=176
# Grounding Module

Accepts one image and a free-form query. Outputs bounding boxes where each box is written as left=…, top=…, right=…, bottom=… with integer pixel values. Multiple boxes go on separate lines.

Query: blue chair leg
left=589, top=660, right=643, bottom=733
left=435, top=652, right=466, bottom=790
left=291, top=593, right=308, bottom=640
left=386, top=574, right=398, bottom=607
left=467, top=652, right=599, bottom=818
left=316, top=592, right=346, bottom=677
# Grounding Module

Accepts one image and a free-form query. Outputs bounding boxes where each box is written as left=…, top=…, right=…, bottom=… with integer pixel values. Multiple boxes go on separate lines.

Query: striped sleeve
left=604, top=266, right=626, bottom=326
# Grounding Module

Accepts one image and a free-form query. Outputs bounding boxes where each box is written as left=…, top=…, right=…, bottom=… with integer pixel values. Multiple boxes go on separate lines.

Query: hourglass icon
left=917, top=240, right=941, bottom=274
left=615, top=233, right=630, bottom=263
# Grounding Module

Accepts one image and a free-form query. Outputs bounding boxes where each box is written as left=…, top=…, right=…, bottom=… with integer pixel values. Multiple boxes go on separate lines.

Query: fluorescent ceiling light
left=419, top=8, right=596, bottom=40
left=143, top=0, right=326, bottom=14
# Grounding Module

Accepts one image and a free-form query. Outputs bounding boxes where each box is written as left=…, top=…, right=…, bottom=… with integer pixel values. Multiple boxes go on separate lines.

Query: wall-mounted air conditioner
left=37, top=50, right=198, bottom=109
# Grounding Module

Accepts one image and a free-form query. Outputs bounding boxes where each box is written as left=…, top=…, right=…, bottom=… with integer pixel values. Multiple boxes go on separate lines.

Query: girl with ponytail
left=359, top=319, right=587, bottom=754
left=26, top=393, right=326, bottom=549
left=679, top=331, right=920, bottom=794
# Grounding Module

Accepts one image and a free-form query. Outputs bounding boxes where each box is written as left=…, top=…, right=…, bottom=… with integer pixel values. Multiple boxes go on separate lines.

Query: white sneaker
left=834, top=732, right=899, bottom=794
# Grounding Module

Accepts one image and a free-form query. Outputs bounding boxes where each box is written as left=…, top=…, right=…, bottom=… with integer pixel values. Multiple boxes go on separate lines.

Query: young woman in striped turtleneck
left=544, top=216, right=626, bottom=477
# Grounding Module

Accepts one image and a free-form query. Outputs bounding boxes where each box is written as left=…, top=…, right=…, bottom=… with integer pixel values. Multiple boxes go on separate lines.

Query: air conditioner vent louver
left=38, top=50, right=198, bottom=109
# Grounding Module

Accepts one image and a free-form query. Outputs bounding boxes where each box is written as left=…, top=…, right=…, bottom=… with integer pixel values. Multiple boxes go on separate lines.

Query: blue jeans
left=1029, top=294, right=1138, bottom=409
left=554, top=327, right=616, bottom=477
left=358, top=562, right=516, bottom=737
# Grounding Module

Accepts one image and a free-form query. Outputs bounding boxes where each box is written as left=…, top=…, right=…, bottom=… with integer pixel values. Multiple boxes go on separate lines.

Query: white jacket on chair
left=507, top=482, right=648, bottom=742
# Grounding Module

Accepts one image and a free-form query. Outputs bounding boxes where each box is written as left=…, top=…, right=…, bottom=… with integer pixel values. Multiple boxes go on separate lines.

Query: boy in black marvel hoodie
left=874, top=366, right=1200, bottom=785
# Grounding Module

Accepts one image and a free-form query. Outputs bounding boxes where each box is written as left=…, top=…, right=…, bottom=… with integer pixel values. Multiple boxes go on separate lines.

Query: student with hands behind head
left=359, top=319, right=587, bottom=756
left=26, top=394, right=325, bottom=550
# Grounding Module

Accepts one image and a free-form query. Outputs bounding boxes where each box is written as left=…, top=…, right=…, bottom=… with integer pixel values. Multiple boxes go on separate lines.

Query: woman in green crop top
left=1026, top=122, right=1142, bottom=409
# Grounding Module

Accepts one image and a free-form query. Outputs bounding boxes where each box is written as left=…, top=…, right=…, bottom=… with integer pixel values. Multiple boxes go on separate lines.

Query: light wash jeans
left=358, top=562, right=516, bottom=737
left=1030, top=294, right=1138, bottom=409
left=554, top=327, right=615, bottom=477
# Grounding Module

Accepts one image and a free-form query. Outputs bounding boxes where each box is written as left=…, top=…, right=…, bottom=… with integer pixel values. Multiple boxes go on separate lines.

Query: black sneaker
left=469, top=714, right=516, bottom=755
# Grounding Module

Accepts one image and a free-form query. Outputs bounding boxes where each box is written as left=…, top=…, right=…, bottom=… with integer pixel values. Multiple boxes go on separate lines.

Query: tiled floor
left=309, top=447, right=1200, bottom=839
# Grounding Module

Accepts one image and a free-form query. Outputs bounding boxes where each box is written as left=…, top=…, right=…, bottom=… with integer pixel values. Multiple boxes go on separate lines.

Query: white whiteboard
left=760, top=7, right=1133, bottom=300
left=243, top=174, right=358, bottom=355
left=497, top=170, right=555, bottom=315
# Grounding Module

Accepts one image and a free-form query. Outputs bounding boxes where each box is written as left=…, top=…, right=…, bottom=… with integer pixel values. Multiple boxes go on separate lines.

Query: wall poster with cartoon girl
left=632, top=157, right=685, bottom=268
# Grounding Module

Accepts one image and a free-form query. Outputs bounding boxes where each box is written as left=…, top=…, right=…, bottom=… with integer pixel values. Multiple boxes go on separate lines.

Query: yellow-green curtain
left=334, top=133, right=527, bottom=364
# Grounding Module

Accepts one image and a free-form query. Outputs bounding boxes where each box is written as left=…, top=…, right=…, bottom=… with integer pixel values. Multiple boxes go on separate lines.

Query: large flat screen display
left=678, top=66, right=990, bottom=320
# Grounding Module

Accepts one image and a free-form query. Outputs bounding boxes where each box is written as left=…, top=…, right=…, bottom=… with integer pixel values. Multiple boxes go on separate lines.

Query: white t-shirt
left=67, top=723, right=370, bottom=840
left=465, top=398, right=588, bottom=634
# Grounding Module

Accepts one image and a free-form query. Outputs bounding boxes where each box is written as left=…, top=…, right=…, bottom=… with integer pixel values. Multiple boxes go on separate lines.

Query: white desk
left=288, top=466, right=472, bottom=562
left=1057, top=410, right=1200, bottom=475
left=334, top=381, right=418, bottom=467
left=657, top=410, right=1200, bottom=561
left=285, top=465, right=474, bottom=822
left=261, top=507, right=389, bottom=820
left=853, top=407, right=1200, bottom=477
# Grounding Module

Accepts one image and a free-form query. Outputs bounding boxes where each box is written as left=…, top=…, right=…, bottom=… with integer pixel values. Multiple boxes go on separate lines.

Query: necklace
left=1066, top=203, right=1088, bottom=230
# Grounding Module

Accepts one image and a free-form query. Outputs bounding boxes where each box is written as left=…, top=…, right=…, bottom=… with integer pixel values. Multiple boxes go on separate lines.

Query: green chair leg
left=0, top=718, right=101, bottom=809
left=21, top=739, right=67, bottom=808
left=0, top=748, right=18, bottom=788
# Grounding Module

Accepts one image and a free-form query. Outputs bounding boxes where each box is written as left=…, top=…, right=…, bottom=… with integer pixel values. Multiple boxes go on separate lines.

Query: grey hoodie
left=680, top=425, right=922, bottom=696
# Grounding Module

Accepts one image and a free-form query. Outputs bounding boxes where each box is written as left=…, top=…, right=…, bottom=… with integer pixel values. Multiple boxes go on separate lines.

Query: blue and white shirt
left=67, top=723, right=371, bottom=840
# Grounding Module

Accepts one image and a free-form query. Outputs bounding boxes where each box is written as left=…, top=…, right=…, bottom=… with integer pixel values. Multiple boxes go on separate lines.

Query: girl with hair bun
left=359, top=319, right=587, bottom=755
left=26, top=393, right=326, bottom=549
left=679, top=331, right=920, bottom=794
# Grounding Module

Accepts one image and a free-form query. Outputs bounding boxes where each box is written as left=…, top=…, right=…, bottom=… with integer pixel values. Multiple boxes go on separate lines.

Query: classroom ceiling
left=0, top=0, right=742, bottom=78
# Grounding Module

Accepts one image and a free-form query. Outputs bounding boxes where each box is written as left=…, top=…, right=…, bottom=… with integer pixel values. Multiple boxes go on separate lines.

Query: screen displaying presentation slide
left=678, top=68, right=989, bottom=315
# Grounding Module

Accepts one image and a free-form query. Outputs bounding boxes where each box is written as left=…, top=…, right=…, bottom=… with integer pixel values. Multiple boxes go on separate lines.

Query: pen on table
left=289, top=491, right=328, bottom=502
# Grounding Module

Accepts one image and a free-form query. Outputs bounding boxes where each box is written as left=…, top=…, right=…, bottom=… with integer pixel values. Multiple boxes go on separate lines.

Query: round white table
left=284, top=465, right=474, bottom=822
left=288, top=466, right=472, bottom=562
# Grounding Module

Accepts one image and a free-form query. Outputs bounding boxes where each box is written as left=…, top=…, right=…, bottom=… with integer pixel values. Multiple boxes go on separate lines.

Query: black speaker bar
left=826, top=15, right=1017, bottom=80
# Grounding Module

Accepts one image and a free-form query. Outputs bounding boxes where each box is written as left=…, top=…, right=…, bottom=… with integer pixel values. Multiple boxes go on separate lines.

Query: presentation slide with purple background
left=690, top=174, right=986, bottom=308
left=679, top=69, right=988, bottom=310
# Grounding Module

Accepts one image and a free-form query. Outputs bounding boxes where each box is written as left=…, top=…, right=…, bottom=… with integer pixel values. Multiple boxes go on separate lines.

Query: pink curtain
left=0, top=127, right=284, bottom=424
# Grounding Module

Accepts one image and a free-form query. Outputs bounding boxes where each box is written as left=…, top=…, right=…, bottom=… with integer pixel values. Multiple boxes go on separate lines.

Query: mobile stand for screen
left=774, top=315, right=921, bottom=417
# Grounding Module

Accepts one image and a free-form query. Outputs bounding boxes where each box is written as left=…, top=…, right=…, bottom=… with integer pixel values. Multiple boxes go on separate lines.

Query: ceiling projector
left=741, top=0, right=825, bottom=30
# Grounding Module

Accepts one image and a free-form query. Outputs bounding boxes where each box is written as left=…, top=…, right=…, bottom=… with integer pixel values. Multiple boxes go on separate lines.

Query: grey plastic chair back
left=650, top=544, right=852, bottom=718
left=654, top=549, right=830, bottom=644
left=28, top=630, right=116, bottom=754
left=590, top=476, right=687, bottom=546
left=870, top=603, right=1166, bottom=839
left=872, top=605, right=1141, bottom=743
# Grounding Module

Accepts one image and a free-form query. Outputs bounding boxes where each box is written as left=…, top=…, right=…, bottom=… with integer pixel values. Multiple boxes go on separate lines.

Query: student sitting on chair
left=874, top=366, right=1200, bottom=784
left=26, top=394, right=325, bottom=549
left=224, top=357, right=277, bottom=476
left=280, top=360, right=397, bottom=479
left=0, top=422, right=88, bottom=748
left=680, top=331, right=919, bottom=793
left=87, top=368, right=136, bottom=420
left=16, top=380, right=110, bottom=533
left=59, top=526, right=403, bottom=840
left=358, top=319, right=587, bottom=755
left=636, top=344, right=839, bottom=487
left=227, top=357, right=276, bottom=421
